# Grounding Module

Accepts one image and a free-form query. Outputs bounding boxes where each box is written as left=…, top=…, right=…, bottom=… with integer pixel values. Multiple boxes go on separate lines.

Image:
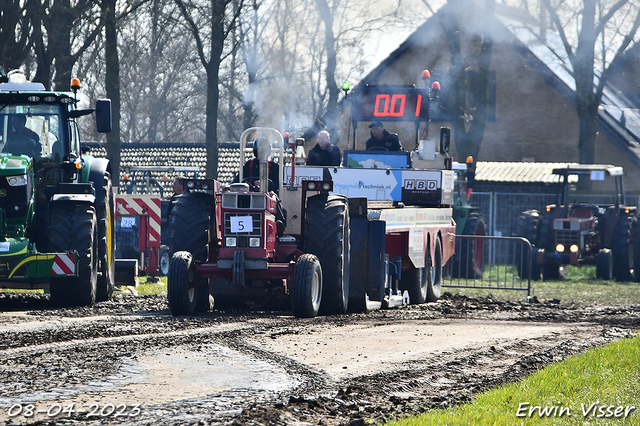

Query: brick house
left=332, top=0, right=640, bottom=193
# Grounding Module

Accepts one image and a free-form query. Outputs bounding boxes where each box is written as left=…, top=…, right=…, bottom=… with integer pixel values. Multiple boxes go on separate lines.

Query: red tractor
left=167, top=125, right=456, bottom=317
left=517, top=165, right=637, bottom=281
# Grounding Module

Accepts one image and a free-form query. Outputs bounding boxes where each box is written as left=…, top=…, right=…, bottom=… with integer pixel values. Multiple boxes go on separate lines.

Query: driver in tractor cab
left=3, top=114, right=42, bottom=159
left=365, top=121, right=401, bottom=151
left=233, top=137, right=280, bottom=194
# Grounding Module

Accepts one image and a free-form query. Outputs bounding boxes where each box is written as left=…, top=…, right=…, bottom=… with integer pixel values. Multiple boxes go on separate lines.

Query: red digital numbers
left=373, top=94, right=422, bottom=117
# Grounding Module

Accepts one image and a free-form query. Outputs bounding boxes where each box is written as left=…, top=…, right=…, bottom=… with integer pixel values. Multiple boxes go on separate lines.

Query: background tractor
left=516, top=165, right=637, bottom=281
left=0, top=69, right=115, bottom=306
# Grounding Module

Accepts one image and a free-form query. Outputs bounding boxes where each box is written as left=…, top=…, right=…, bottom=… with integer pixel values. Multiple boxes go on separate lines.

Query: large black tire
left=168, top=192, right=214, bottom=312
left=542, top=254, right=560, bottom=280
left=49, top=204, right=98, bottom=307
left=426, top=237, right=443, bottom=302
left=291, top=254, right=323, bottom=318
left=516, top=210, right=541, bottom=280
left=612, top=214, right=635, bottom=282
left=96, top=173, right=115, bottom=302
left=304, top=194, right=350, bottom=315
left=401, top=266, right=427, bottom=305
left=596, top=249, right=613, bottom=280
left=159, top=245, right=171, bottom=276
left=634, top=220, right=640, bottom=282
left=167, top=251, right=197, bottom=315
left=538, top=211, right=554, bottom=251
left=452, top=213, right=486, bottom=278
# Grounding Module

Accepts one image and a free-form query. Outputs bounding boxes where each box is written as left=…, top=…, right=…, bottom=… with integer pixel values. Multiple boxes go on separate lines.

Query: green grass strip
left=387, top=334, right=640, bottom=425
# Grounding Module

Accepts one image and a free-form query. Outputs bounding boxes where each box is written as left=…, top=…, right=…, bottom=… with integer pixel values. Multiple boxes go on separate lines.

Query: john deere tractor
left=0, top=69, right=115, bottom=306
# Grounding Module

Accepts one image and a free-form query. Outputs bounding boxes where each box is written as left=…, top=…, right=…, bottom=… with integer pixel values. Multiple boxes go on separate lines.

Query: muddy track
left=0, top=293, right=638, bottom=426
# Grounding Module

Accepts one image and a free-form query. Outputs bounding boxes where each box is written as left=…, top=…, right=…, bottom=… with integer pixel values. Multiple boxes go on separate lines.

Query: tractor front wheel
left=96, top=173, right=115, bottom=302
left=291, top=254, right=323, bottom=318
left=167, top=251, right=197, bottom=315
left=596, top=249, right=613, bottom=280
left=159, top=245, right=171, bottom=276
left=49, top=204, right=98, bottom=307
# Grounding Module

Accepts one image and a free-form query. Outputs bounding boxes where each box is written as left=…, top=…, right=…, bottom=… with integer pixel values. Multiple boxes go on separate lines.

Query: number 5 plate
left=230, top=216, right=253, bottom=233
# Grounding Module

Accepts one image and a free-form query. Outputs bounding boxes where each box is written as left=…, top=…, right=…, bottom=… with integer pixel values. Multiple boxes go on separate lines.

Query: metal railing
left=444, top=235, right=533, bottom=296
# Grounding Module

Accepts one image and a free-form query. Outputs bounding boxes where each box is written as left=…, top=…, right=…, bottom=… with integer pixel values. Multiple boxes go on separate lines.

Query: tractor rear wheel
left=96, top=173, right=115, bottom=302
left=167, top=251, right=197, bottom=315
left=291, top=254, right=323, bottom=318
left=516, top=209, right=541, bottom=280
left=634, top=221, right=640, bottom=282
left=612, top=214, right=634, bottom=281
left=427, top=237, right=443, bottom=302
left=304, top=194, right=350, bottom=315
left=49, top=204, right=98, bottom=307
left=453, top=212, right=486, bottom=278
left=169, top=192, right=214, bottom=312
left=596, top=248, right=613, bottom=280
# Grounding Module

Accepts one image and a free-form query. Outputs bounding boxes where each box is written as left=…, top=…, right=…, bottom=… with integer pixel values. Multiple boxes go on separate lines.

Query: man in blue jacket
left=306, top=130, right=341, bottom=166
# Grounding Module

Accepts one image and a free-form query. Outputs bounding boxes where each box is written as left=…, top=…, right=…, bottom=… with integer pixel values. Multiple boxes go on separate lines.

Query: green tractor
left=450, top=157, right=486, bottom=278
left=0, top=69, right=115, bottom=306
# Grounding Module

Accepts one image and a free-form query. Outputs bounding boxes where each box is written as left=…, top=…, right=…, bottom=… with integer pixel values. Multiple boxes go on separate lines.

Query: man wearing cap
left=365, top=121, right=401, bottom=151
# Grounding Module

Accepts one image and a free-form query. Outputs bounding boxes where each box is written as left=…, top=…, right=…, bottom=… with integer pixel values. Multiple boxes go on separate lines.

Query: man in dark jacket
left=365, top=121, right=401, bottom=151
left=233, top=138, right=280, bottom=193
left=306, top=130, right=341, bottom=166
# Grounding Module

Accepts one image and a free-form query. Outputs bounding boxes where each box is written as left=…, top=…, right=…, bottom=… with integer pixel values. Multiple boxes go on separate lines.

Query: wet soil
left=0, top=292, right=638, bottom=425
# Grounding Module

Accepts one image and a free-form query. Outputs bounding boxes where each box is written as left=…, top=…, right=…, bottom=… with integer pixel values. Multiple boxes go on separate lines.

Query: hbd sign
left=404, top=179, right=437, bottom=191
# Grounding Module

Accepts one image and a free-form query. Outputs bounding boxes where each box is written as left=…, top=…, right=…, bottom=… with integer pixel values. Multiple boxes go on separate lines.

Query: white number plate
left=231, top=216, right=253, bottom=233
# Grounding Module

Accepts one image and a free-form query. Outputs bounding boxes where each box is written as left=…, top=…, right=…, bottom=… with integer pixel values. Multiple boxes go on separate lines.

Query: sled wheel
left=426, top=237, right=443, bottom=302
left=612, top=214, right=634, bottom=282
left=159, top=245, right=171, bottom=276
left=401, top=266, right=427, bottom=305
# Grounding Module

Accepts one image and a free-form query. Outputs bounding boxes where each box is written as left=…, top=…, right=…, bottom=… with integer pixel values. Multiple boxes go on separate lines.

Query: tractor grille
left=224, top=212, right=262, bottom=248
left=555, top=230, right=579, bottom=247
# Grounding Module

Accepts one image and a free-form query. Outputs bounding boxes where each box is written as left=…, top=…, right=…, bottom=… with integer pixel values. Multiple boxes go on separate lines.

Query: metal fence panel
left=444, top=235, right=532, bottom=296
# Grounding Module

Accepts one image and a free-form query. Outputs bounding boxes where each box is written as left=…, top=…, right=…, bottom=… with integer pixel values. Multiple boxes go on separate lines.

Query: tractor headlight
left=186, top=180, right=195, bottom=189
left=570, top=244, right=579, bottom=253
left=226, top=237, right=237, bottom=247
left=7, top=175, right=27, bottom=186
left=249, top=237, right=260, bottom=247
left=322, top=182, right=331, bottom=191
left=307, top=182, right=317, bottom=190
left=556, top=244, right=565, bottom=253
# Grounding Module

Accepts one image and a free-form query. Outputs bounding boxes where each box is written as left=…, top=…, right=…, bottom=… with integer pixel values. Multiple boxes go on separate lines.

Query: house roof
left=475, top=161, right=579, bottom=183
left=355, top=0, right=640, bottom=168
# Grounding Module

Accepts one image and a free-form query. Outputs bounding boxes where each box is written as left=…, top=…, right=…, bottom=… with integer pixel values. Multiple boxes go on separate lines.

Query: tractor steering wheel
left=367, top=146, right=389, bottom=151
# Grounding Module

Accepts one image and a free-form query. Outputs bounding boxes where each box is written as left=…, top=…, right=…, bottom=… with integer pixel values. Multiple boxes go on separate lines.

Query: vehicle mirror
left=439, top=127, right=450, bottom=154
left=96, top=99, right=112, bottom=133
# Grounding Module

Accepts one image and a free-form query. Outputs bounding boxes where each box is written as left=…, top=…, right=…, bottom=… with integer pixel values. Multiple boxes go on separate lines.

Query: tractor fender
left=82, top=156, right=112, bottom=205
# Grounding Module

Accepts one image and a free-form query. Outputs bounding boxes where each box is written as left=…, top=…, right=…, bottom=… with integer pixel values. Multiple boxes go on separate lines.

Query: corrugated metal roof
left=475, top=162, right=580, bottom=183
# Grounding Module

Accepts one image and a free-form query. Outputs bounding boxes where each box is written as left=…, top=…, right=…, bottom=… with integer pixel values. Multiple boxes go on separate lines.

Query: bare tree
left=541, top=0, right=640, bottom=165
left=0, top=0, right=33, bottom=71
left=175, top=0, right=244, bottom=178
left=437, top=0, right=494, bottom=161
